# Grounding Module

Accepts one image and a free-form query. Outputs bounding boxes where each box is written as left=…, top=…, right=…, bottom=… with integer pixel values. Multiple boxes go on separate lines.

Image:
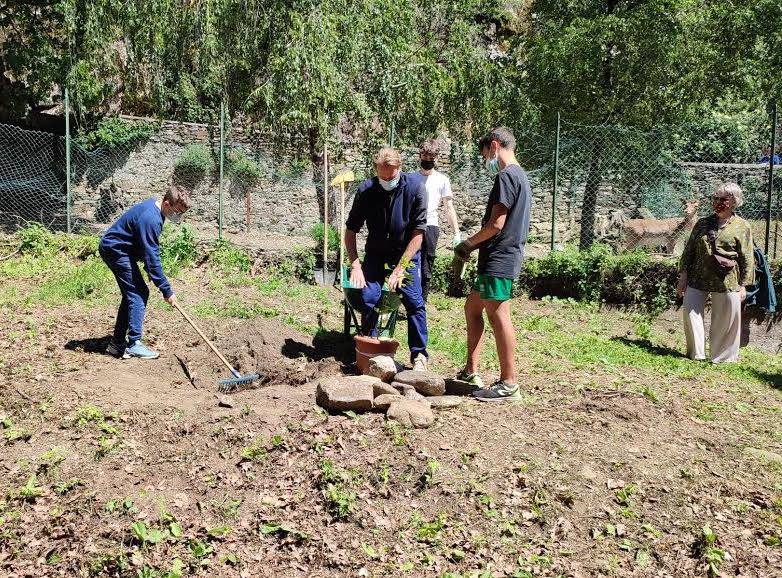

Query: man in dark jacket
left=344, top=147, right=430, bottom=370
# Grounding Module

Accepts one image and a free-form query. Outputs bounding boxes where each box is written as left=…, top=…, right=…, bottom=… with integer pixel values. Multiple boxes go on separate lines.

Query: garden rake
left=172, top=302, right=260, bottom=393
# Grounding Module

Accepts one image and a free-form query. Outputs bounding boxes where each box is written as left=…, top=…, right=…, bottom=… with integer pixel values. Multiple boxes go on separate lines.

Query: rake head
left=218, top=373, right=261, bottom=393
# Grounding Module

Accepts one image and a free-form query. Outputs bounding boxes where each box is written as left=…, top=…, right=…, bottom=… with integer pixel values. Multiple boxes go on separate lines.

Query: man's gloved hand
left=451, top=230, right=462, bottom=248
left=453, top=239, right=474, bottom=261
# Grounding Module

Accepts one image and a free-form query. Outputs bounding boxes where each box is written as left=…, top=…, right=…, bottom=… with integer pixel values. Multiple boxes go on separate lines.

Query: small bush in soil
left=694, top=525, right=725, bottom=577
left=310, top=223, right=340, bottom=253
left=319, top=459, right=357, bottom=519
left=208, top=240, right=250, bottom=274
left=160, top=223, right=197, bottom=276
left=278, top=247, right=316, bottom=282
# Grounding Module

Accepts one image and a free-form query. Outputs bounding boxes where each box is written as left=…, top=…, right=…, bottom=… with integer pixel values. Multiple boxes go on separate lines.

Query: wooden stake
left=323, top=143, right=329, bottom=269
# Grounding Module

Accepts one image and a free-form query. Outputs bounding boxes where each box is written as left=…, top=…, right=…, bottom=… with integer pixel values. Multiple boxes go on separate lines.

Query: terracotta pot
left=354, top=335, right=399, bottom=374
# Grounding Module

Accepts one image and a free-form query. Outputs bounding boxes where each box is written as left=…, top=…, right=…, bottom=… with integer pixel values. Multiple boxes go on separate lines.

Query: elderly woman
left=677, top=183, right=755, bottom=363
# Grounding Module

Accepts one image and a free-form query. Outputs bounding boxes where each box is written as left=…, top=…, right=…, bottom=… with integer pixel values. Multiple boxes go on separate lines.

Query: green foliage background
left=3, top=0, right=778, bottom=144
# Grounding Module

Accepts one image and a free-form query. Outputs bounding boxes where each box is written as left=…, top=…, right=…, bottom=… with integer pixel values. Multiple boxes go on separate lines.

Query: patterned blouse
left=679, top=214, right=755, bottom=293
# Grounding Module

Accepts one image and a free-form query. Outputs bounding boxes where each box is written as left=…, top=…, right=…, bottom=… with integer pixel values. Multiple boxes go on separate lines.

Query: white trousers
left=682, top=287, right=741, bottom=363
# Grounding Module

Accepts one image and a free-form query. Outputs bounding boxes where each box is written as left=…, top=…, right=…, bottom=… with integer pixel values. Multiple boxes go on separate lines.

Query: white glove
left=452, top=230, right=461, bottom=248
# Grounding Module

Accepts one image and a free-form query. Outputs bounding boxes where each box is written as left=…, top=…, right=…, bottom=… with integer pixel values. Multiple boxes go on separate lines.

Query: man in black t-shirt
left=453, top=127, right=531, bottom=401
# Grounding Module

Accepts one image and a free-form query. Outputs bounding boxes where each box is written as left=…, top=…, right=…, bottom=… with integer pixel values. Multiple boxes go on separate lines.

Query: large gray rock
left=373, top=381, right=401, bottom=398
left=315, top=376, right=375, bottom=412
left=393, top=370, right=446, bottom=396
left=391, top=382, right=428, bottom=403
left=365, top=356, right=402, bottom=383
left=372, top=394, right=401, bottom=411
left=428, top=395, right=464, bottom=409
left=386, top=400, right=435, bottom=428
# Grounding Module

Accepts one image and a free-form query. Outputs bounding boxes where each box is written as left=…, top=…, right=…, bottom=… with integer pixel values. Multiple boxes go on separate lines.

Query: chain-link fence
left=555, top=117, right=780, bottom=259
left=1, top=105, right=779, bottom=262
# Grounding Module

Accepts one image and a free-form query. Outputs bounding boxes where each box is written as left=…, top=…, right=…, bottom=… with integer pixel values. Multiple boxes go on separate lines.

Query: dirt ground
left=1, top=263, right=781, bottom=578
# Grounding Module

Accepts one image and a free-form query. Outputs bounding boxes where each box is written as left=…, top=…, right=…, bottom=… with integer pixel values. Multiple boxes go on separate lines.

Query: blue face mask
left=378, top=175, right=400, bottom=191
left=485, top=156, right=500, bottom=177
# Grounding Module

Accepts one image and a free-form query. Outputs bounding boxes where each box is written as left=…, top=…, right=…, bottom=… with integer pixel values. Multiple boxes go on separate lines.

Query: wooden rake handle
left=172, top=301, right=239, bottom=377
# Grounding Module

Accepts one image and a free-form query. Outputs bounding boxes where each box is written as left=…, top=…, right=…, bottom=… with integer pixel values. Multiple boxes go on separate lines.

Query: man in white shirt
left=419, top=139, right=461, bottom=301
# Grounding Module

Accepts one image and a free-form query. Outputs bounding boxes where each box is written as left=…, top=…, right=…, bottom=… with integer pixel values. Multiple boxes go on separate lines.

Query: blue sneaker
left=123, top=341, right=159, bottom=360
left=106, top=340, right=126, bottom=358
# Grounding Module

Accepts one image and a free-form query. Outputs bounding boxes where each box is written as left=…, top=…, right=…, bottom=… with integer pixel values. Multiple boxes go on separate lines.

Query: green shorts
left=473, top=274, right=513, bottom=301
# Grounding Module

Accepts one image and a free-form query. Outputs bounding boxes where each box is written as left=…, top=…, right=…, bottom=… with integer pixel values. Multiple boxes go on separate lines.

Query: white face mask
left=168, top=211, right=184, bottom=225
left=378, top=175, right=400, bottom=191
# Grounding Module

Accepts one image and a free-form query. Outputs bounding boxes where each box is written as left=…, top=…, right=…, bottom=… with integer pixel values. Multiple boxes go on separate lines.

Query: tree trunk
left=579, top=138, right=604, bottom=250
left=309, top=125, right=326, bottom=222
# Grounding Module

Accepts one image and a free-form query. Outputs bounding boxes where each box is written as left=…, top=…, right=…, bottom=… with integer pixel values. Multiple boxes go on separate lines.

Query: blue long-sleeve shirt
left=99, top=198, right=173, bottom=298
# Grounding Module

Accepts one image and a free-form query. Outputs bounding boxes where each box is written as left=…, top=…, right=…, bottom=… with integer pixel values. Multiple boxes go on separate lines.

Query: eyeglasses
left=712, top=196, right=731, bottom=203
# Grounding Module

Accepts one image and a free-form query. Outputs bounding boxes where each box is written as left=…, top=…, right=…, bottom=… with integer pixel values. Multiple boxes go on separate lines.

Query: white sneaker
left=412, top=354, right=428, bottom=372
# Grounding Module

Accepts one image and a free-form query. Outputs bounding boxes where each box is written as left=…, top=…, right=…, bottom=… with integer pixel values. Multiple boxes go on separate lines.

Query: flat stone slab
left=394, top=370, right=446, bottom=396
left=315, top=376, right=375, bottom=412
left=386, top=399, right=435, bottom=428
left=428, top=395, right=464, bottom=409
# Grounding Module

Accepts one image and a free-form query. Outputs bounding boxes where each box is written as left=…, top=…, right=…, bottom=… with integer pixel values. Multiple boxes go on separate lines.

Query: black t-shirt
left=477, top=164, right=532, bottom=278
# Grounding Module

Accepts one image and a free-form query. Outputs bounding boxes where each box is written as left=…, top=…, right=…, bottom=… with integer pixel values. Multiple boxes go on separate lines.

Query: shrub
left=18, top=223, right=56, bottom=255
left=76, top=118, right=156, bottom=151
left=428, top=254, right=478, bottom=297
left=278, top=247, right=316, bottom=283
left=160, top=223, right=197, bottom=275
left=521, top=244, right=679, bottom=313
left=771, top=260, right=782, bottom=302
left=310, top=223, right=340, bottom=253
left=228, top=150, right=262, bottom=187
left=208, top=240, right=250, bottom=274
left=16, top=224, right=98, bottom=259
left=173, top=144, right=214, bottom=186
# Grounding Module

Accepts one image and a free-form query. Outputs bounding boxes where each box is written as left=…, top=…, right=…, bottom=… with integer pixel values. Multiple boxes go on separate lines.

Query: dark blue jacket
left=345, top=172, right=427, bottom=262
left=99, top=198, right=173, bottom=298
left=746, top=246, right=776, bottom=313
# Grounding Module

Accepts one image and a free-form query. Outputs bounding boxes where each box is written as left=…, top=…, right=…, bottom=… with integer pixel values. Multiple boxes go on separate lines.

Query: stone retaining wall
left=68, top=118, right=775, bottom=248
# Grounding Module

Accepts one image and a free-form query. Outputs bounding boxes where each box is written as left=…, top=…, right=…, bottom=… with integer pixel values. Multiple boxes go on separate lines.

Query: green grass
left=528, top=326, right=782, bottom=387
left=193, top=298, right=279, bottom=319
left=34, top=257, right=114, bottom=305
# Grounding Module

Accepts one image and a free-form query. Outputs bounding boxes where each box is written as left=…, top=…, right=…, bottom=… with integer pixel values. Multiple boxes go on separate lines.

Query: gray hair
left=716, top=182, right=744, bottom=208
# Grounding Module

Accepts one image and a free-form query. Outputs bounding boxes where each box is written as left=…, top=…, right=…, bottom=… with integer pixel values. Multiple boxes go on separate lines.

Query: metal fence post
left=64, top=86, right=72, bottom=234
left=766, top=101, right=777, bottom=255
left=550, top=111, right=560, bottom=251
left=218, top=100, right=225, bottom=241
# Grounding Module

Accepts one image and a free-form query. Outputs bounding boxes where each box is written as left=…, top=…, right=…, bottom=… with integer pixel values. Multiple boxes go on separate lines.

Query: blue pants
left=358, top=253, right=428, bottom=361
left=99, top=245, right=149, bottom=344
